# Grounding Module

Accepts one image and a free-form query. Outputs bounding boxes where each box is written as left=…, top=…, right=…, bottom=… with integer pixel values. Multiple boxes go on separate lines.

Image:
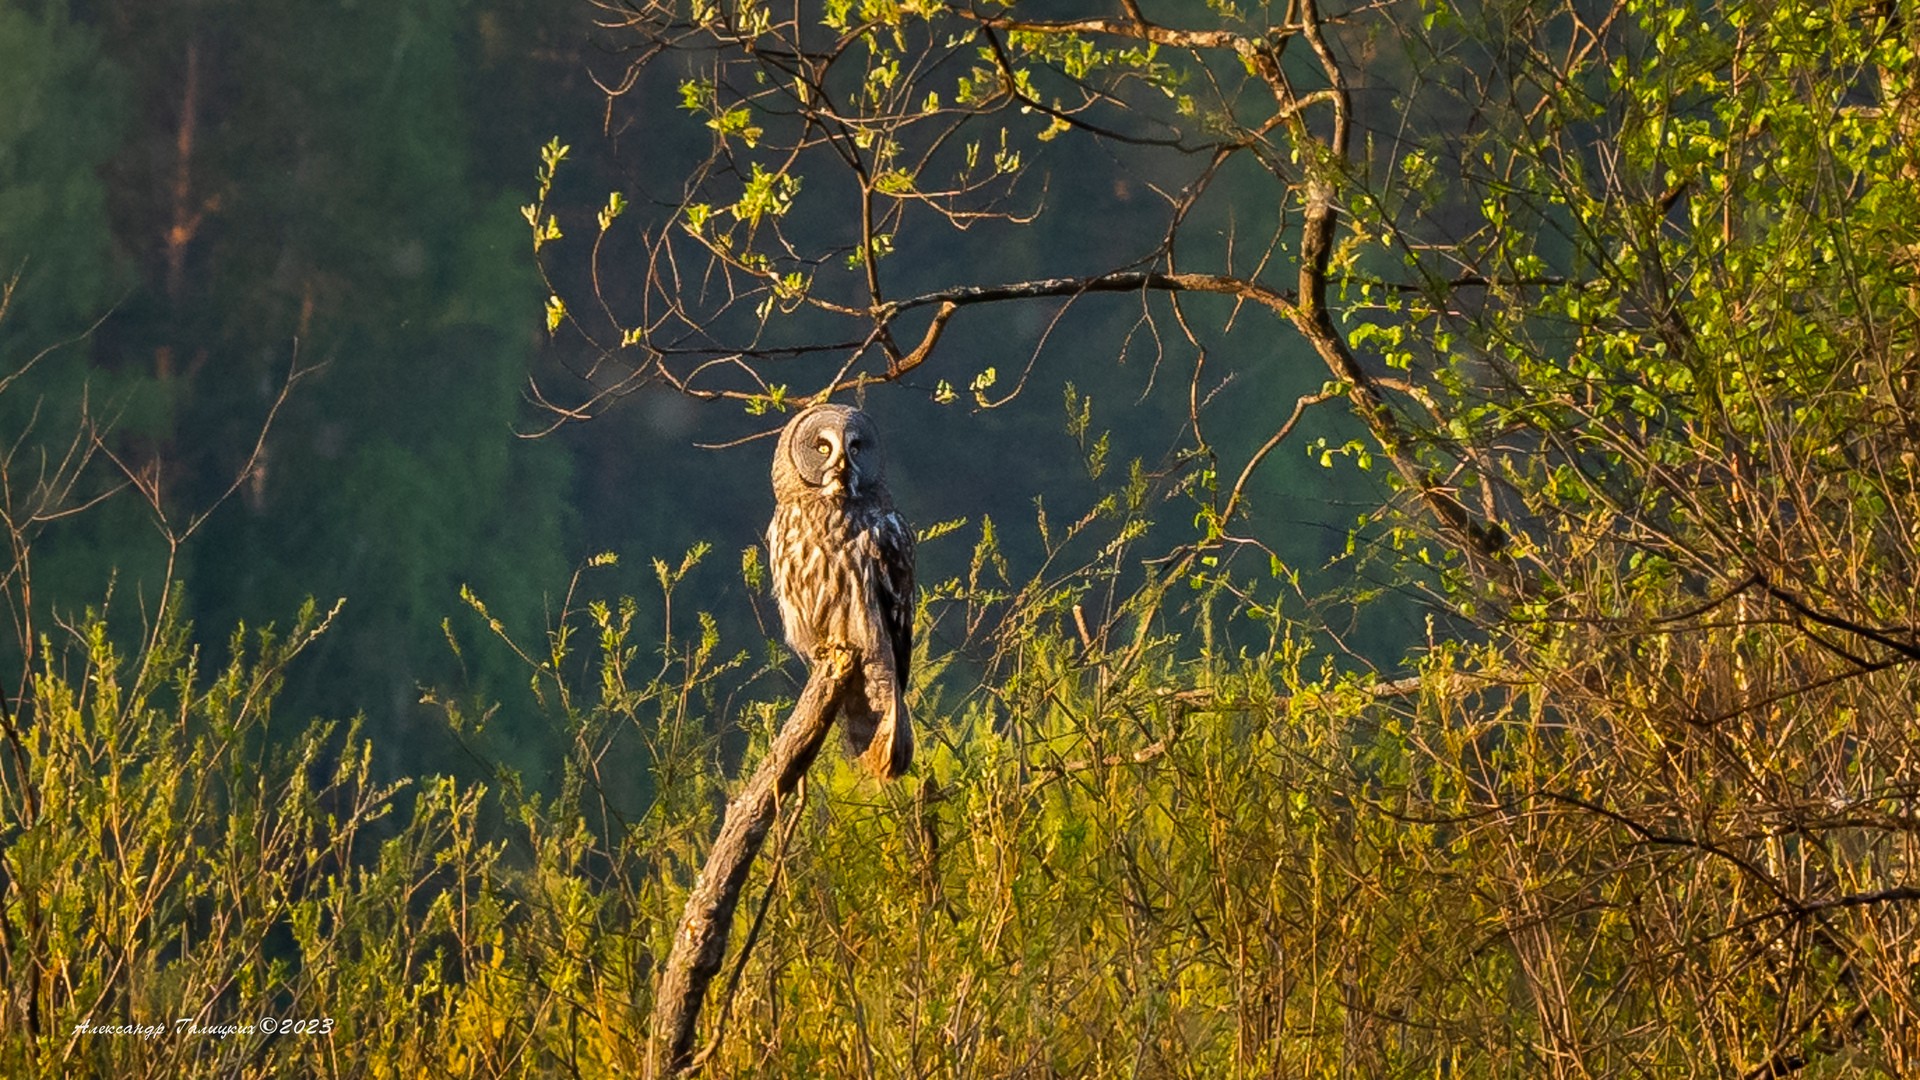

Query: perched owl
left=767, top=404, right=916, bottom=778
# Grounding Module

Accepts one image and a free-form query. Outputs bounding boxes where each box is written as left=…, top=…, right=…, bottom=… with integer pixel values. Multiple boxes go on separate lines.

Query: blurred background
left=1, top=0, right=1411, bottom=789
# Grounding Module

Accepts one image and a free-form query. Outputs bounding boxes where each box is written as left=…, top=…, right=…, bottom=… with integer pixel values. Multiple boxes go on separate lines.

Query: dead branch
left=646, top=642, right=860, bottom=1078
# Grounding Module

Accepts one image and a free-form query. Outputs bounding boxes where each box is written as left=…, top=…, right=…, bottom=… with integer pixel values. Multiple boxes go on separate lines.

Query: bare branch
left=647, top=643, right=861, bottom=1077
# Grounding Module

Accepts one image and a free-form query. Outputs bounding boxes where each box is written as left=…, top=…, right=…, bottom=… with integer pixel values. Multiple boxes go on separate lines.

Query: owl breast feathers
left=767, top=404, right=915, bottom=778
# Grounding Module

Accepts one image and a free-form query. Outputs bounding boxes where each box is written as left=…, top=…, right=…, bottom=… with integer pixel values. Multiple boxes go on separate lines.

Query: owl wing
left=873, top=508, right=915, bottom=685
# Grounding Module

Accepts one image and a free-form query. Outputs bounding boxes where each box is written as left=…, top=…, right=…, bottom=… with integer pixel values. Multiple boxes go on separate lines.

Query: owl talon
left=822, top=641, right=859, bottom=680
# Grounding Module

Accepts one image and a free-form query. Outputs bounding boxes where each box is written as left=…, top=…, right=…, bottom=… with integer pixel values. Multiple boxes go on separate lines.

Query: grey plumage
left=767, top=403, right=915, bottom=778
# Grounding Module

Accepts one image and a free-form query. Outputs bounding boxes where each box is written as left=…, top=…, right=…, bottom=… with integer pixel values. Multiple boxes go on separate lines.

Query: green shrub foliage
left=6, top=514, right=1919, bottom=1075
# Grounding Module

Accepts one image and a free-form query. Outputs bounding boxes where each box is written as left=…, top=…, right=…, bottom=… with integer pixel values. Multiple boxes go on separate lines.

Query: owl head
left=773, top=403, right=886, bottom=501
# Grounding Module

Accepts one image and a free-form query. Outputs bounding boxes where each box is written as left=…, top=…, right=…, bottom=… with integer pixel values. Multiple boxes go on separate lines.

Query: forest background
left=4, top=0, right=1920, bottom=1075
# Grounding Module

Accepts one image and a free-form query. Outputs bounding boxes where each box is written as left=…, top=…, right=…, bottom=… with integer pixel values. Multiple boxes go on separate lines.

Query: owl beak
left=823, top=449, right=851, bottom=498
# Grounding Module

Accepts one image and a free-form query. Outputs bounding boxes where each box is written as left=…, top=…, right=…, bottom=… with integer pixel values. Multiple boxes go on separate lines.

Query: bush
left=7, top=532, right=1920, bottom=1075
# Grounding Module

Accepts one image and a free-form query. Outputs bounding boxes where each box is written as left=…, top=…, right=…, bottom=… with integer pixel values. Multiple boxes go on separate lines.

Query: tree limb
left=646, top=643, right=860, bottom=1077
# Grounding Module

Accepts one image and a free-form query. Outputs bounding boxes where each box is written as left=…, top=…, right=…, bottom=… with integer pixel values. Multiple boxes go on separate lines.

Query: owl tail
left=841, top=658, right=912, bottom=780
left=867, top=687, right=913, bottom=780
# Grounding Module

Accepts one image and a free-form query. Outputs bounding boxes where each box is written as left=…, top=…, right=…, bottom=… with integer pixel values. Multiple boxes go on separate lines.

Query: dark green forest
left=5, top=0, right=1920, bottom=1074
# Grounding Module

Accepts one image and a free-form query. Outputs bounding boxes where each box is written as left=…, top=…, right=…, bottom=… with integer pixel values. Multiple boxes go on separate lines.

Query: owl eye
left=848, top=439, right=862, bottom=455
left=815, top=440, right=831, bottom=456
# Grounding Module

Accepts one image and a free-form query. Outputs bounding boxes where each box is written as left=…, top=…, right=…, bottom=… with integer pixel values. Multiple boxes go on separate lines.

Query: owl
left=767, top=403, right=916, bottom=778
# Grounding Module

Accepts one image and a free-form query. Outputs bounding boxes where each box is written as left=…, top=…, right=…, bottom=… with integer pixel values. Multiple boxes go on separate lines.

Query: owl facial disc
left=776, top=403, right=883, bottom=501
